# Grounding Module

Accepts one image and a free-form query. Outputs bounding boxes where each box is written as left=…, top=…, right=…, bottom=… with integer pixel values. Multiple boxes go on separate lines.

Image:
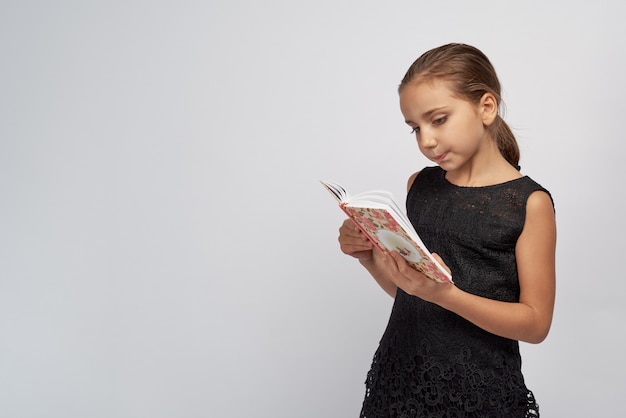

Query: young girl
left=338, top=43, right=556, bottom=417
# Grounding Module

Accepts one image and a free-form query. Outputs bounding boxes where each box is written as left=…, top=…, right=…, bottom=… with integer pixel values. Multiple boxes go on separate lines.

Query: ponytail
left=493, top=115, right=520, bottom=168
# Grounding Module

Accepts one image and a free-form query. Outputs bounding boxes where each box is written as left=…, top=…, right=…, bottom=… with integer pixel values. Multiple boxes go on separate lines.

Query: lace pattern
left=359, top=167, right=550, bottom=418
left=360, top=331, right=540, bottom=417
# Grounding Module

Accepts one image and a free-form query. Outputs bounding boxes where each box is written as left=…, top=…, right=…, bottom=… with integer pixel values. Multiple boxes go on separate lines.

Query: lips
left=433, top=152, right=448, bottom=163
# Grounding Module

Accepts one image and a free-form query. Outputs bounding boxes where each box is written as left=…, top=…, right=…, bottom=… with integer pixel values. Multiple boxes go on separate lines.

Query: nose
left=419, top=132, right=437, bottom=149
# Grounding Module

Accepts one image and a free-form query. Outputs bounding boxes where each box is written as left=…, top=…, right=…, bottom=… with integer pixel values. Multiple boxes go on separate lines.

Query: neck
left=445, top=143, right=520, bottom=187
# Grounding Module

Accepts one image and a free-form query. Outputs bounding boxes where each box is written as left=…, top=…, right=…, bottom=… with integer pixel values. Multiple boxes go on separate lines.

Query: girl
left=338, top=43, right=556, bottom=417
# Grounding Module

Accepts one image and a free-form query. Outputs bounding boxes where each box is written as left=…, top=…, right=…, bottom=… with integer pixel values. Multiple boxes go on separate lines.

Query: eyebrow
left=405, top=106, right=449, bottom=124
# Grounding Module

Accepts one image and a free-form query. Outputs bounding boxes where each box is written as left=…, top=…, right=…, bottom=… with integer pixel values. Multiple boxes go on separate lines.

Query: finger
left=346, top=219, right=360, bottom=231
left=384, top=251, right=403, bottom=274
left=430, top=252, right=451, bottom=274
left=339, top=234, right=374, bottom=257
left=339, top=231, right=373, bottom=249
left=341, top=243, right=369, bottom=256
left=383, top=252, right=411, bottom=288
left=340, top=225, right=368, bottom=241
left=388, top=250, right=405, bottom=266
left=339, top=223, right=364, bottom=240
left=388, top=251, right=425, bottom=283
left=339, top=231, right=373, bottom=247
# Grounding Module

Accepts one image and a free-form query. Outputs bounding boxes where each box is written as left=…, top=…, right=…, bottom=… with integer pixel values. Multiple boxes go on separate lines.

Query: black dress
left=360, top=166, right=551, bottom=418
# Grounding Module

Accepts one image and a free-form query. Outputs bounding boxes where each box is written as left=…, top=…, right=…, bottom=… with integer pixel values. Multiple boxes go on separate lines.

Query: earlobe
left=480, top=93, right=498, bottom=126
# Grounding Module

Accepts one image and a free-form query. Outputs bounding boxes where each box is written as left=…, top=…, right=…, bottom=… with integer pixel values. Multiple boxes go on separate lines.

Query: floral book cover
left=341, top=205, right=452, bottom=284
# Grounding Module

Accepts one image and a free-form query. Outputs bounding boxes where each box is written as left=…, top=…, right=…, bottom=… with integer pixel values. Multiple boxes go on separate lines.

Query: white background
left=1, top=1, right=625, bottom=417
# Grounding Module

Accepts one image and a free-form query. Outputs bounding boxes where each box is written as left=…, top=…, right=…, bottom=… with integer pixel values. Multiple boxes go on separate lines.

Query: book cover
left=321, top=180, right=453, bottom=284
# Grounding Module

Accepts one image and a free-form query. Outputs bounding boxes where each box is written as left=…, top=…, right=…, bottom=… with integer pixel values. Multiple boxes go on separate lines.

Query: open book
left=321, top=180, right=453, bottom=284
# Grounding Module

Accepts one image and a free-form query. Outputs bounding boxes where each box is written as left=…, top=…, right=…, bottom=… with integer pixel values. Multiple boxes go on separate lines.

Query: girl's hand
left=383, top=250, right=454, bottom=303
left=338, top=218, right=374, bottom=260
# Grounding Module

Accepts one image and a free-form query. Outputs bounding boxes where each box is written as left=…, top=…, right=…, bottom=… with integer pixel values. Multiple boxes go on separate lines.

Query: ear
left=479, top=92, right=498, bottom=126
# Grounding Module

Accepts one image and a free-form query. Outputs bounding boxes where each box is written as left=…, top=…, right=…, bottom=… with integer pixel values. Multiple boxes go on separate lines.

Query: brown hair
left=399, top=43, right=520, bottom=167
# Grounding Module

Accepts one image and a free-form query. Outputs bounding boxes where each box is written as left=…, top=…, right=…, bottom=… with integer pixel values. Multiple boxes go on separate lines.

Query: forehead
left=399, top=80, right=467, bottom=118
left=399, top=79, right=457, bottom=106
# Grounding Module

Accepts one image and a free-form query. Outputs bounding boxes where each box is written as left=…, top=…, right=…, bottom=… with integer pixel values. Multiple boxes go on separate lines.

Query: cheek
left=457, top=119, right=485, bottom=144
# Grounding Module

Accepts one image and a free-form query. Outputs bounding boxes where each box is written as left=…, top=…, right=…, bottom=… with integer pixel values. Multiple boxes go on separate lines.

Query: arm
left=383, top=190, right=556, bottom=343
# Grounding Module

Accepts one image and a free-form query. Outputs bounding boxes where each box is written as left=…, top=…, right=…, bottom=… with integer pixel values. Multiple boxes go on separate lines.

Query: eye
left=409, top=126, right=420, bottom=135
left=433, top=116, right=447, bottom=126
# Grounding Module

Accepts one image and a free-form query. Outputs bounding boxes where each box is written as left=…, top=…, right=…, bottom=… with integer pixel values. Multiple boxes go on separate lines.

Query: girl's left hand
left=383, top=250, right=454, bottom=304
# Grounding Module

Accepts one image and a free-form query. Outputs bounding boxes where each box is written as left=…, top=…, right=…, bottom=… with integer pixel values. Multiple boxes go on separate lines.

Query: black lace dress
left=360, top=166, right=551, bottom=418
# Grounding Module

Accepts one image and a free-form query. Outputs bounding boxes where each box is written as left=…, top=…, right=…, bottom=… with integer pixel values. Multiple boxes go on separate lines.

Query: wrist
left=434, top=281, right=459, bottom=309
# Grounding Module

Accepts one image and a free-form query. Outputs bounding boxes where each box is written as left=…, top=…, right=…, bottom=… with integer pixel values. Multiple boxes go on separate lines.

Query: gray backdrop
left=1, top=1, right=624, bottom=417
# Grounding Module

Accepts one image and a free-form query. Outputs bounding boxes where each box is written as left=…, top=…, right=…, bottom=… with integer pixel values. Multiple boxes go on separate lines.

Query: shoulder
left=520, top=187, right=556, bottom=239
left=526, top=189, right=555, bottom=218
left=520, top=176, right=555, bottom=212
left=407, top=171, right=420, bottom=192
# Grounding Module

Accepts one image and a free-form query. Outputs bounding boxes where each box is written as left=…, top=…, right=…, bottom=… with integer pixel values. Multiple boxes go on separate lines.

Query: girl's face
left=399, top=80, right=496, bottom=172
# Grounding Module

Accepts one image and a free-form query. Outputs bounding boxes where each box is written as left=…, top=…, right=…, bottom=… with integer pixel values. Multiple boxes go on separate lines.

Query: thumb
left=431, top=252, right=451, bottom=274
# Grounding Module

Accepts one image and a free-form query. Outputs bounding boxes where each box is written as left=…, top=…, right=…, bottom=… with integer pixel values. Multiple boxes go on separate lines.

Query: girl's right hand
left=338, top=218, right=374, bottom=260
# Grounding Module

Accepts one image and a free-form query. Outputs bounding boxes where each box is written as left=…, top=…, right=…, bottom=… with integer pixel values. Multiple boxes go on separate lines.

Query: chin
left=436, top=160, right=455, bottom=170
